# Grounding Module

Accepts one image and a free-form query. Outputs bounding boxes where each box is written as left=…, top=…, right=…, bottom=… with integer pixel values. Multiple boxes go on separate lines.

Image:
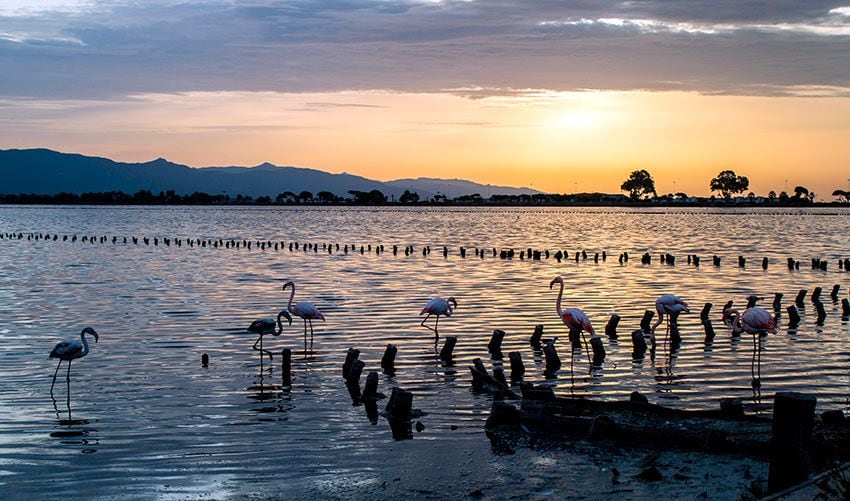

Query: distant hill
left=0, top=149, right=541, bottom=199
left=386, top=177, right=538, bottom=199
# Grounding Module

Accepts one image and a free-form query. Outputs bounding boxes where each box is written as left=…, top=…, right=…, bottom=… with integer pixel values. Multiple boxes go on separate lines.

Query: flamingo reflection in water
left=49, top=327, right=99, bottom=418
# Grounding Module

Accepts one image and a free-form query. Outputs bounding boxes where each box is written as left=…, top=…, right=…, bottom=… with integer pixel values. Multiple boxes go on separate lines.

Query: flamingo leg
left=50, top=360, right=62, bottom=396
left=581, top=332, right=591, bottom=365
left=309, top=320, right=314, bottom=350
left=420, top=314, right=434, bottom=332
left=303, top=319, right=308, bottom=353
left=434, top=315, right=440, bottom=343
left=66, top=360, right=72, bottom=418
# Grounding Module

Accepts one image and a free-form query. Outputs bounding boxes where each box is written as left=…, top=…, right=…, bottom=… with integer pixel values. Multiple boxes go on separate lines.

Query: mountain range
left=0, top=149, right=540, bottom=200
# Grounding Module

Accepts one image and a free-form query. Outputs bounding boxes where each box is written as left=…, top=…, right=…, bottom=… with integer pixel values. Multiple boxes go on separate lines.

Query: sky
left=1, top=1, right=849, bottom=197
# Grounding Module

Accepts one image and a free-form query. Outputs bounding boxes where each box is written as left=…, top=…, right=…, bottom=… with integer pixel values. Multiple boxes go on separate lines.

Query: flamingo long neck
left=555, top=280, right=565, bottom=317
left=79, top=331, right=91, bottom=357
left=285, top=283, right=296, bottom=313
left=275, top=312, right=286, bottom=335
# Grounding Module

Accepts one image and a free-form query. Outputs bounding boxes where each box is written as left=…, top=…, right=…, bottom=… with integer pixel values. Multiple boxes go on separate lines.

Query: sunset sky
left=1, top=1, right=849, bottom=197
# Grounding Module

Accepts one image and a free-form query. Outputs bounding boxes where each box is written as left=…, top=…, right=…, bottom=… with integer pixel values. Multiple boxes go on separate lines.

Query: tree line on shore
left=1, top=169, right=847, bottom=206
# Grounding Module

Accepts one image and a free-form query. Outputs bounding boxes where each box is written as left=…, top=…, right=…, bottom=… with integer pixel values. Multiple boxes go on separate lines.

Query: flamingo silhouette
left=549, top=275, right=597, bottom=385
left=420, top=296, right=457, bottom=343
left=650, top=294, right=690, bottom=349
left=283, top=281, right=325, bottom=351
left=247, top=310, right=292, bottom=366
left=728, top=307, right=777, bottom=388
left=49, top=327, right=99, bottom=408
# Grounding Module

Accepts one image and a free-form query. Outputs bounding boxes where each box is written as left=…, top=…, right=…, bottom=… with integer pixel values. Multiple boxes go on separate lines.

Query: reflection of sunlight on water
left=0, top=206, right=848, bottom=495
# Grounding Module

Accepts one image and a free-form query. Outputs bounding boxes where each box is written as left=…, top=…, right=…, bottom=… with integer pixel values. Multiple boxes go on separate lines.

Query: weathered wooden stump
left=605, top=314, right=620, bottom=339
left=631, top=329, right=647, bottom=358
left=440, top=336, right=457, bottom=362
left=381, top=344, right=397, bottom=375
left=773, top=292, right=783, bottom=310
left=668, top=310, right=682, bottom=345
left=814, top=301, right=827, bottom=325
left=639, top=310, right=654, bottom=333
left=543, top=340, right=561, bottom=378
left=342, top=348, right=361, bottom=379
left=738, top=255, right=746, bottom=268
left=508, top=351, right=524, bottom=382
left=568, top=325, right=582, bottom=349
left=700, top=303, right=713, bottom=322
left=590, top=337, right=605, bottom=366
left=348, top=359, right=365, bottom=385
left=493, top=367, right=508, bottom=386
left=713, top=255, right=721, bottom=266
left=201, top=353, right=209, bottom=367
left=842, top=298, right=850, bottom=318
left=786, top=305, right=801, bottom=327
left=281, top=348, right=292, bottom=387
left=529, top=324, right=544, bottom=350
left=795, top=289, right=807, bottom=307
left=362, top=371, right=380, bottom=400
left=702, top=320, right=716, bottom=342
left=488, top=329, right=505, bottom=356
left=385, top=387, right=413, bottom=420
left=830, top=284, right=840, bottom=301
left=768, top=392, right=816, bottom=493
left=811, top=287, right=822, bottom=303
left=485, top=401, right=520, bottom=429
left=762, top=257, right=768, bottom=270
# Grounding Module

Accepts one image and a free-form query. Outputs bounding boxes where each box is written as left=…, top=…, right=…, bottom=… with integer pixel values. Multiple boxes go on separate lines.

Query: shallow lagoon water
left=0, top=206, right=848, bottom=498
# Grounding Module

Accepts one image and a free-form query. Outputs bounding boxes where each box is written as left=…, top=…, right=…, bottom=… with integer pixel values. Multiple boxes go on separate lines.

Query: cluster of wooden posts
left=5, top=232, right=850, bottom=274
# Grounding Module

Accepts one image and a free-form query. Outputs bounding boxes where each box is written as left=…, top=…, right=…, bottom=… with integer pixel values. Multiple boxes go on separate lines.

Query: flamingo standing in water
left=49, top=327, right=99, bottom=403
left=728, top=307, right=777, bottom=388
left=651, top=294, right=690, bottom=348
left=549, top=275, right=598, bottom=384
left=282, top=281, right=325, bottom=351
left=420, top=296, right=457, bottom=343
left=247, top=310, right=292, bottom=366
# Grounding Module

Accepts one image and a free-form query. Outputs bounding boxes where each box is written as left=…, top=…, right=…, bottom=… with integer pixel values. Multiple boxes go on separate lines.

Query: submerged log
left=470, top=358, right=518, bottom=399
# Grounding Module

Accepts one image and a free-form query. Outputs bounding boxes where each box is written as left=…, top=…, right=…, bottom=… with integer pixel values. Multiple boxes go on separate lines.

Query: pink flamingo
left=420, top=296, right=457, bottom=343
left=49, top=327, right=99, bottom=414
left=549, top=275, right=598, bottom=370
left=282, top=281, right=325, bottom=351
left=727, top=307, right=777, bottom=388
left=650, top=294, right=690, bottom=348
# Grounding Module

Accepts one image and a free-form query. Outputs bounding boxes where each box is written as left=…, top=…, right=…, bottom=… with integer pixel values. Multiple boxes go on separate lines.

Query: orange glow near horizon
left=5, top=90, right=850, bottom=198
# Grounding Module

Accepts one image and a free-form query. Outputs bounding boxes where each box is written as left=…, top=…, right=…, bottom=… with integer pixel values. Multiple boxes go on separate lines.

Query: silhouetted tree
left=298, top=191, right=313, bottom=203
left=833, top=189, right=849, bottom=204
left=399, top=190, right=420, bottom=204
left=620, top=169, right=657, bottom=201
left=709, top=170, right=749, bottom=199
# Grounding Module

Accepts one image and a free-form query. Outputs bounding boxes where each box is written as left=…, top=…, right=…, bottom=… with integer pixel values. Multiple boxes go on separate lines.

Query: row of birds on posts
left=51, top=275, right=834, bottom=405
left=6, top=231, right=850, bottom=272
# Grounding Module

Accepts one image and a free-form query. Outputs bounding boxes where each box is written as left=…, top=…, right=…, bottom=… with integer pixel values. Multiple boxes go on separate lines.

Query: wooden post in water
left=631, top=329, right=647, bottom=358
left=605, top=314, right=620, bottom=339
left=362, top=371, right=379, bottom=400
left=542, top=340, right=561, bottom=378
left=795, top=289, right=807, bottom=307
left=700, top=303, right=712, bottom=322
left=773, top=293, right=783, bottom=311
left=201, top=353, right=209, bottom=367
left=590, top=337, right=605, bottom=366
left=342, top=348, right=361, bottom=379
left=488, top=329, right=505, bottom=357
left=508, top=351, right=524, bottom=382
left=768, top=392, right=816, bottom=493
left=639, top=310, right=654, bottom=333
left=814, top=301, right=827, bottom=325
left=830, top=284, right=840, bottom=301
left=440, top=336, right=457, bottom=363
left=811, top=287, right=822, bottom=304
left=381, top=344, right=397, bottom=375
left=786, top=305, right=801, bottom=327
left=529, top=324, right=544, bottom=350
left=762, top=257, right=769, bottom=270
left=281, top=348, right=292, bottom=387
left=842, top=298, right=850, bottom=318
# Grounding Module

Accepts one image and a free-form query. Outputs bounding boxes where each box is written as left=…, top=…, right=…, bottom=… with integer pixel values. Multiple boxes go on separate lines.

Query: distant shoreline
left=0, top=191, right=845, bottom=208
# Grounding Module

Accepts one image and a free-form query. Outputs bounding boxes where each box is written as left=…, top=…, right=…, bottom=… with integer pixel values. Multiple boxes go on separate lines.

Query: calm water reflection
left=0, top=206, right=848, bottom=496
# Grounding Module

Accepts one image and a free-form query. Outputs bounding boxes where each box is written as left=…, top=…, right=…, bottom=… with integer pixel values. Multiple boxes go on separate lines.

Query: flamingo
left=282, top=281, right=325, bottom=351
left=247, top=310, right=292, bottom=365
left=728, top=307, right=777, bottom=388
left=420, top=296, right=457, bottom=343
left=650, top=294, right=690, bottom=348
left=49, top=327, right=99, bottom=402
left=549, top=276, right=598, bottom=386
